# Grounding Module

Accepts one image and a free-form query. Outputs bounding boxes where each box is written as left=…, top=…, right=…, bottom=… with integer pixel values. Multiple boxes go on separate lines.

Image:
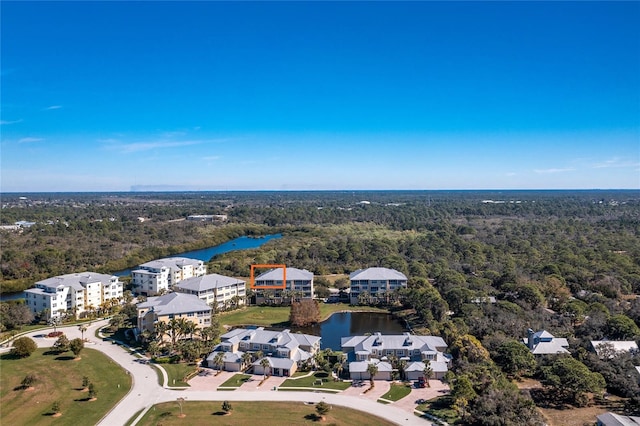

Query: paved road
left=4, top=322, right=433, bottom=426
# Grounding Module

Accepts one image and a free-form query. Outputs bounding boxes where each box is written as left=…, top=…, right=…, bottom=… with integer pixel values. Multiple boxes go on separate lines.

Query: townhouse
left=206, top=326, right=321, bottom=377
left=341, top=332, right=450, bottom=380
left=253, top=267, right=314, bottom=302
left=132, top=257, right=206, bottom=296
left=24, top=272, right=123, bottom=320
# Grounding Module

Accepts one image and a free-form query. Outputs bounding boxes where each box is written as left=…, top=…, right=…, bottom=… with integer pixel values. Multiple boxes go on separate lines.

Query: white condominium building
left=132, top=257, right=206, bottom=296
left=349, top=267, right=408, bottom=304
left=24, top=272, right=123, bottom=320
left=174, top=273, right=246, bottom=309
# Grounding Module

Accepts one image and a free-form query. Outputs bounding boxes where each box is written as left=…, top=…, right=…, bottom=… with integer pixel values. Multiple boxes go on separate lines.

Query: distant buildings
left=136, top=292, right=212, bottom=336
left=24, top=272, right=123, bottom=320
left=187, top=214, right=227, bottom=222
left=349, top=267, right=408, bottom=304
left=132, top=257, right=206, bottom=296
left=253, top=267, right=314, bottom=302
left=174, top=273, right=246, bottom=310
left=523, top=329, right=569, bottom=355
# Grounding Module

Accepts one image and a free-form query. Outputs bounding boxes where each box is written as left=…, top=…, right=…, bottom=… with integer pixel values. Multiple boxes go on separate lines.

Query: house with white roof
left=341, top=332, right=450, bottom=380
left=206, top=326, right=321, bottom=377
left=596, top=412, right=640, bottom=426
left=24, top=272, right=123, bottom=320
left=591, top=340, right=639, bottom=358
left=174, top=273, right=246, bottom=310
left=523, top=329, right=569, bottom=355
left=253, top=267, right=314, bottom=302
left=349, top=267, right=407, bottom=304
left=132, top=257, right=206, bottom=296
left=136, top=292, right=212, bottom=335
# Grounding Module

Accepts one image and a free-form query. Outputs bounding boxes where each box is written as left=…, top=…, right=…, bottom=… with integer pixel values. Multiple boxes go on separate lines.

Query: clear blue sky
left=2, top=1, right=639, bottom=191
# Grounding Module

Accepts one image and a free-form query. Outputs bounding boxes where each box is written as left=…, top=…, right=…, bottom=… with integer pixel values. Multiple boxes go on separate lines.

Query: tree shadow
left=54, top=355, right=76, bottom=361
left=212, top=411, right=229, bottom=416
left=304, top=414, right=322, bottom=421
left=73, top=397, right=93, bottom=402
left=0, top=352, right=20, bottom=360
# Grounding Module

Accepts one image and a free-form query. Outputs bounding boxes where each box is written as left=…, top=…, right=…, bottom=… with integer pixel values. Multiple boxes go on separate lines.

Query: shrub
left=47, top=331, right=63, bottom=338
left=11, top=336, right=37, bottom=358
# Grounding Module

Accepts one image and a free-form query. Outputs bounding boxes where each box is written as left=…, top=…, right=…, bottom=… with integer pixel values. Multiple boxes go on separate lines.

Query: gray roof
left=255, top=267, right=313, bottom=281
left=341, top=333, right=447, bottom=354
left=253, top=356, right=295, bottom=370
left=405, top=361, right=449, bottom=373
left=174, top=274, right=245, bottom=292
left=349, top=359, right=393, bottom=373
left=35, top=272, right=116, bottom=291
left=206, top=349, right=244, bottom=364
left=138, top=257, right=204, bottom=270
left=221, top=327, right=320, bottom=349
left=596, top=412, right=640, bottom=426
left=349, top=267, right=407, bottom=281
left=137, top=292, right=211, bottom=316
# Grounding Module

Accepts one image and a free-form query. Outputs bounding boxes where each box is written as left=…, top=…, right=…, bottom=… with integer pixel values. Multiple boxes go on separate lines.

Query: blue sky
left=1, top=1, right=639, bottom=192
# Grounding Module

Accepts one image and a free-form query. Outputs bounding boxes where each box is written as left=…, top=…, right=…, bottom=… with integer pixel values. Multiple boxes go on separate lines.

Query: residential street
left=3, top=322, right=435, bottom=426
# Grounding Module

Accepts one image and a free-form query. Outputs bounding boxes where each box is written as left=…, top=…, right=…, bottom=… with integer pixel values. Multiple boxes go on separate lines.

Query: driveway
left=392, top=380, right=450, bottom=412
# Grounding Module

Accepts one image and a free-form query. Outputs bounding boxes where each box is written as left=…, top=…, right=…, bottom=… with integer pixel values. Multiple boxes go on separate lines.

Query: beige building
left=173, top=273, right=246, bottom=310
left=132, top=257, right=207, bottom=296
left=136, top=292, right=212, bottom=335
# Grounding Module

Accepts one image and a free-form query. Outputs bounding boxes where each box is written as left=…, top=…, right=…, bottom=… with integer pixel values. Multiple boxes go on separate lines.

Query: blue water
left=1, top=234, right=281, bottom=301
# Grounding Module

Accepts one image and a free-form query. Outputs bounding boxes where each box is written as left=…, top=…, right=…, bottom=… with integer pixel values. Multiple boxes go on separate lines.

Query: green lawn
left=417, top=396, right=459, bottom=424
left=156, top=363, right=198, bottom=387
left=219, top=373, right=251, bottom=388
left=134, top=401, right=397, bottom=426
left=379, top=383, right=412, bottom=402
left=280, top=371, right=351, bottom=391
left=0, top=348, right=131, bottom=426
left=220, top=303, right=389, bottom=328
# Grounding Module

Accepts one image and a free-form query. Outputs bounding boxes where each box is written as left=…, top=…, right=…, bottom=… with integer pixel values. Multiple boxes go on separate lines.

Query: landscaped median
left=218, top=373, right=252, bottom=390
left=377, top=382, right=412, bottom=403
left=278, top=371, right=351, bottom=393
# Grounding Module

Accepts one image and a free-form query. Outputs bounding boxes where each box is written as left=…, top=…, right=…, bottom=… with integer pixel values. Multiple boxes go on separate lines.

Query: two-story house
left=24, top=272, right=123, bottom=320
left=206, top=327, right=321, bottom=377
left=341, top=332, right=450, bottom=380
left=173, top=273, right=246, bottom=310
left=132, top=257, right=207, bottom=296
left=349, top=267, right=407, bottom=304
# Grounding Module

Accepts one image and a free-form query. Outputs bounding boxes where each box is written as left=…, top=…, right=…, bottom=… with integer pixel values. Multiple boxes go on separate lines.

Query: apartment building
left=349, top=267, right=408, bottom=304
left=132, top=257, right=206, bottom=296
left=136, top=292, right=212, bottom=335
left=253, top=267, right=314, bottom=302
left=24, top=272, right=123, bottom=320
left=173, top=273, right=246, bottom=310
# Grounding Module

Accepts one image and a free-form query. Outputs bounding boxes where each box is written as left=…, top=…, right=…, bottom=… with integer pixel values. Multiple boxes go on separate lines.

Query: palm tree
left=423, top=364, right=433, bottom=388
left=366, top=363, right=379, bottom=387
left=78, top=324, right=88, bottom=341
left=241, top=352, right=253, bottom=372
left=260, top=357, right=271, bottom=379
left=182, top=321, right=197, bottom=340
left=154, top=321, right=169, bottom=343
left=213, top=352, right=225, bottom=374
left=333, top=362, right=344, bottom=380
left=397, top=359, right=407, bottom=381
left=254, top=350, right=264, bottom=363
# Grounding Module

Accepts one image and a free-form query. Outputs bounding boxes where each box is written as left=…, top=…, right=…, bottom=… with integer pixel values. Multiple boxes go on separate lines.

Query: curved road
left=3, top=322, right=430, bottom=426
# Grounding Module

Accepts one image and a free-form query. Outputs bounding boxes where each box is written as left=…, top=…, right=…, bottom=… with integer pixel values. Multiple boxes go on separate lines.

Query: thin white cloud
left=505, top=172, right=517, bottom=176
left=18, top=137, right=44, bottom=143
left=534, top=168, right=575, bottom=174
left=202, top=155, right=220, bottom=161
left=43, top=105, right=62, bottom=110
left=110, top=140, right=202, bottom=153
left=1, top=119, right=23, bottom=125
left=593, top=157, right=640, bottom=169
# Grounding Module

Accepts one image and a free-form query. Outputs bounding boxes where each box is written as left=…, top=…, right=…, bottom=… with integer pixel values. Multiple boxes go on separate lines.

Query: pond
left=293, top=311, right=408, bottom=351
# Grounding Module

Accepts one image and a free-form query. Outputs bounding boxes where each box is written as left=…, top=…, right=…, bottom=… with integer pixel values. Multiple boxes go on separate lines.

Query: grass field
left=280, top=371, right=352, bottom=391
left=0, top=347, right=131, bottom=426
left=134, top=401, right=397, bottom=425
left=159, top=362, right=198, bottom=387
left=379, top=383, right=412, bottom=402
left=219, top=303, right=389, bottom=328
left=219, top=373, right=251, bottom=388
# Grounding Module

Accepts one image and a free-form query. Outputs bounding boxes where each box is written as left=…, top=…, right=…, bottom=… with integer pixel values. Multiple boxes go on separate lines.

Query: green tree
left=82, top=376, right=90, bottom=389
left=222, top=400, right=232, bottom=414
left=367, top=363, right=378, bottom=386
left=423, top=364, right=433, bottom=388
left=53, top=334, right=70, bottom=353
left=260, top=358, right=271, bottom=379
left=213, top=351, right=225, bottom=373
left=11, top=336, right=37, bottom=358
left=21, top=373, right=37, bottom=389
left=315, top=401, right=331, bottom=419
left=69, top=338, right=84, bottom=358
left=494, top=340, right=536, bottom=377
left=88, top=382, right=97, bottom=399
left=606, top=314, right=640, bottom=340
left=541, top=356, right=606, bottom=406
left=51, top=400, right=61, bottom=414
